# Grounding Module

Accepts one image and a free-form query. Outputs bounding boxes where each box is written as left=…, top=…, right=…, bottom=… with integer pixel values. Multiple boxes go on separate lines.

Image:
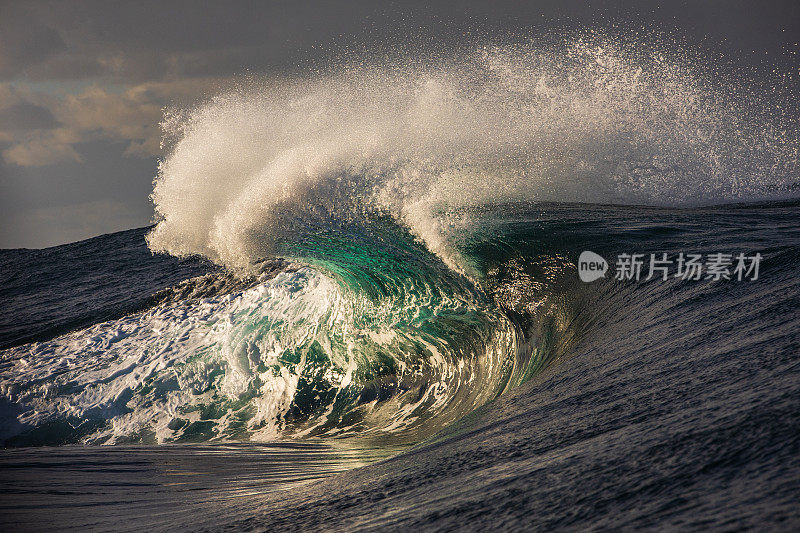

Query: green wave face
left=271, top=215, right=526, bottom=444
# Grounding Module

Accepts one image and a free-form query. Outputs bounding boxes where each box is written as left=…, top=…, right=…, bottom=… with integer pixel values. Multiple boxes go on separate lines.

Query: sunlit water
left=1, top=34, right=798, bottom=530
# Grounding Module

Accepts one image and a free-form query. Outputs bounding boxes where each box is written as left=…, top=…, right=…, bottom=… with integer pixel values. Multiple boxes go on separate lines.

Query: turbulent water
left=1, top=36, right=799, bottom=530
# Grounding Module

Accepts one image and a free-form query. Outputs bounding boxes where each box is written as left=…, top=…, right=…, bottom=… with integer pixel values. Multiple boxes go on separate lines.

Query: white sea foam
left=1, top=262, right=515, bottom=444
left=0, top=268, right=347, bottom=443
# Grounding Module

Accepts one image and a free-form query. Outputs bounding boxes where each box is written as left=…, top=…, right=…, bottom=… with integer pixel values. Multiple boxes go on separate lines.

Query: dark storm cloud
left=4, top=0, right=391, bottom=82
left=0, top=101, right=59, bottom=132
left=0, top=4, right=66, bottom=79
left=3, top=1, right=798, bottom=84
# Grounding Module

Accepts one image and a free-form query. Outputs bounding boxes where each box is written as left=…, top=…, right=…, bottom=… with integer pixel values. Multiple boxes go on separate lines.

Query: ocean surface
left=2, top=201, right=799, bottom=531
left=2, top=37, right=799, bottom=530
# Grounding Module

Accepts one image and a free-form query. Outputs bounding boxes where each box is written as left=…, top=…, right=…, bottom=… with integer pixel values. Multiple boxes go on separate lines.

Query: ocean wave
left=2, top=34, right=798, bottom=447
left=1, top=219, right=531, bottom=445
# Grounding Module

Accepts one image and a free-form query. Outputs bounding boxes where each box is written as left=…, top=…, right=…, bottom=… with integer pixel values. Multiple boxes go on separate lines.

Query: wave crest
left=147, top=34, right=797, bottom=271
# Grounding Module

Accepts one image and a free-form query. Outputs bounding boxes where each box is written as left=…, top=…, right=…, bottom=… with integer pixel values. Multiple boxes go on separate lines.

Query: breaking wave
left=147, top=33, right=797, bottom=272
left=1, top=34, right=797, bottom=446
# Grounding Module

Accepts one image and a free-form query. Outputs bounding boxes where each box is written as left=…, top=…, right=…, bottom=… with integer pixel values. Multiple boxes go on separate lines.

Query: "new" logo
left=578, top=251, right=608, bottom=282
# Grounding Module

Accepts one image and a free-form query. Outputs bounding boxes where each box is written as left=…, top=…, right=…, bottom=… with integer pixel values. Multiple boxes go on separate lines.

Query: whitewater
left=1, top=34, right=799, bottom=530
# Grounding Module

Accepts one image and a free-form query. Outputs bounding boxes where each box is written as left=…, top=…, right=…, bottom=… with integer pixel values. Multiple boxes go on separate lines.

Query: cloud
left=0, top=141, right=158, bottom=248
left=0, top=79, right=221, bottom=167
left=2, top=135, right=82, bottom=167
left=0, top=85, right=75, bottom=165
left=0, top=4, right=67, bottom=79
left=4, top=1, right=799, bottom=86
left=0, top=101, right=60, bottom=133
left=61, top=86, right=162, bottom=150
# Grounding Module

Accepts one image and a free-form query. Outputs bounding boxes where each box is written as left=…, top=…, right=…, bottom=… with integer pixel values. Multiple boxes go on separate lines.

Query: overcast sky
left=1, top=0, right=798, bottom=248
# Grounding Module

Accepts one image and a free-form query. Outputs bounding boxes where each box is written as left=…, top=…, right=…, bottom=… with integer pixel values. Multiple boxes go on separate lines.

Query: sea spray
left=147, top=34, right=797, bottom=272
